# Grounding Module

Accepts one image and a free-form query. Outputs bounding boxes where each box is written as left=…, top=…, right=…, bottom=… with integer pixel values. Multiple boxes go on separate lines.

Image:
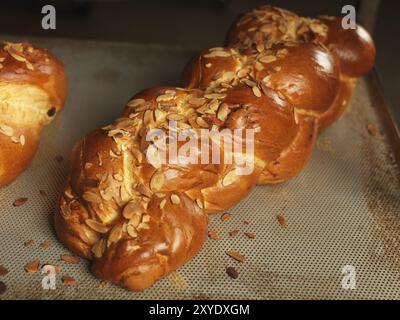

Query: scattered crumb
left=226, top=267, right=239, bottom=279
left=13, top=197, right=28, bottom=207
left=243, top=220, right=250, bottom=225
left=244, top=232, right=255, bottom=239
left=367, top=123, right=379, bottom=136
left=25, top=260, right=40, bottom=273
left=277, top=213, right=288, bottom=228
left=208, top=230, right=221, bottom=240
left=0, top=265, right=8, bottom=276
left=39, top=190, right=47, bottom=197
left=229, top=229, right=239, bottom=237
left=226, top=250, right=246, bottom=263
left=40, top=242, right=50, bottom=249
left=24, top=240, right=34, bottom=247
left=220, top=212, right=231, bottom=222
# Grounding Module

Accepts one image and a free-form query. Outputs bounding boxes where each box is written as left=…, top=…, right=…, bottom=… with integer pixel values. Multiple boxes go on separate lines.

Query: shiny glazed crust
left=56, top=5, right=375, bottom=291
left=0, top=41, right=67, bottom=187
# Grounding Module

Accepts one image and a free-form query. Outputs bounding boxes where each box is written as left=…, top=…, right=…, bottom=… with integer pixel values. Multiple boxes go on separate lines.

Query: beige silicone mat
left=0, top=36, right=399, bottom=300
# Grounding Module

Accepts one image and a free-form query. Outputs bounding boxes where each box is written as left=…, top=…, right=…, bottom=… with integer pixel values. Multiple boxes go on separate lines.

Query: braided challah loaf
left=0, top=42, right=67, bottom=187
left=56, top=5, right=375, bottom=291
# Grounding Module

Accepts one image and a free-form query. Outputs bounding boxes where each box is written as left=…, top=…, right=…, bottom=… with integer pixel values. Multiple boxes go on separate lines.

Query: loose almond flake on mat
left=226, top=267, right=239, bottom=279
left=24, top=240, right=34, bottom=247
left=0, top=265, right=8, bottom=276
left=229, top=229, right=239, bottom=237
left=222, top=170, right=238, bottom=186
left=170, top=194, right=181, bottom=205
left=60, top=254, right=80, bottom=264
left=61, top=276, right=76, bottom=286
left=40, top=242, right=50, bottom=249
left=244, top=232, right=255, bottom=239
left=277, top=213, right=288, bottom=228
left=159, top=198, right=167, bottom=209
left=13, top=198, right=28, bottom=207
left=226, top=250, right=246, bottom=263
left=220, top=212, right=231, bottom=222
left=85, top=219, right=109, bottom=234
left=25, top=260, right=40, bottom=273
left=208, top=230, right=221, bottom=240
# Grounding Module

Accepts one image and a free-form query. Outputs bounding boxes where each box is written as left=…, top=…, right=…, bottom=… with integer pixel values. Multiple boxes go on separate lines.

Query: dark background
left=1, top=0, right=399, bottom=125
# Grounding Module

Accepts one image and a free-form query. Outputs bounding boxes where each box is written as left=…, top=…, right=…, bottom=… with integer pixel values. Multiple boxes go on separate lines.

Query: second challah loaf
left=0, top=41, right=67, bottom=187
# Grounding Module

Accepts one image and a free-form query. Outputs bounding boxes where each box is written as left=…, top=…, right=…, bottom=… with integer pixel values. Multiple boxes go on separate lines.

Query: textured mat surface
left=0, top=37, right=399, bottom=300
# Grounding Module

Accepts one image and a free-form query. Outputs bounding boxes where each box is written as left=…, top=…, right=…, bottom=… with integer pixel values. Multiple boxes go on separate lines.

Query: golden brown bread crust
left=258, top=114, right=317, bottom=184
left=318, top=16, right=376, bottom=78
left=55, top=5, right=375, bottom=291
left=0, top=41, right=67, bottom=187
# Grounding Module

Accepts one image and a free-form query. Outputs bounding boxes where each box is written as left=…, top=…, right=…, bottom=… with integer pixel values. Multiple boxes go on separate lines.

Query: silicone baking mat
left=0, top=36, right=399, bottom=300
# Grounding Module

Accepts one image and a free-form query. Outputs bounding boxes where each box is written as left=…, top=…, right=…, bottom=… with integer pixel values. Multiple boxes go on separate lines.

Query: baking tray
left=0, top=36, right=399, bottom=300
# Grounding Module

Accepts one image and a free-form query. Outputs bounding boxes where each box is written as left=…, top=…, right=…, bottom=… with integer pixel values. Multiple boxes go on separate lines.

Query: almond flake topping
left=259, top=55, right=277, bottom=63
left=4, top=42, right=34, bottom=70
left=196, top=198, right=204, bottom=209
left=203, top=50, right=231, bottom=58
left=154, top=109, right=166, bottom=122
left=128, top=213, right=142, bottom=229
left=127, top=98, right=145, bottom=108
left=82, top=191, right=102, bottom=203
left=150, top=171, right=165, bottom=191
left=100, top=188, right=113, bottom=201
left=137, top=222, right=150, bottom=230
left=85, top=219, right=109, bottom=234
left=108, top=225, right=123, bottom=246
left=146, top=144, right=162, bottom=169
left=0, top=124, right=14, bottom=137
left=160, top=198, right=167, bottom=209
left=123, top=200, right=144, bottom=219
left=126, top=224, right=138, bottom=238
left=170, top=194, right=181, bottom=205
left=204, top=93, right=226, bottom=100
left=252, top=86, right=262, bottom=98
left=222, top=170, right=239, bottom=187
left=92, top=239, right=106, bottom=258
